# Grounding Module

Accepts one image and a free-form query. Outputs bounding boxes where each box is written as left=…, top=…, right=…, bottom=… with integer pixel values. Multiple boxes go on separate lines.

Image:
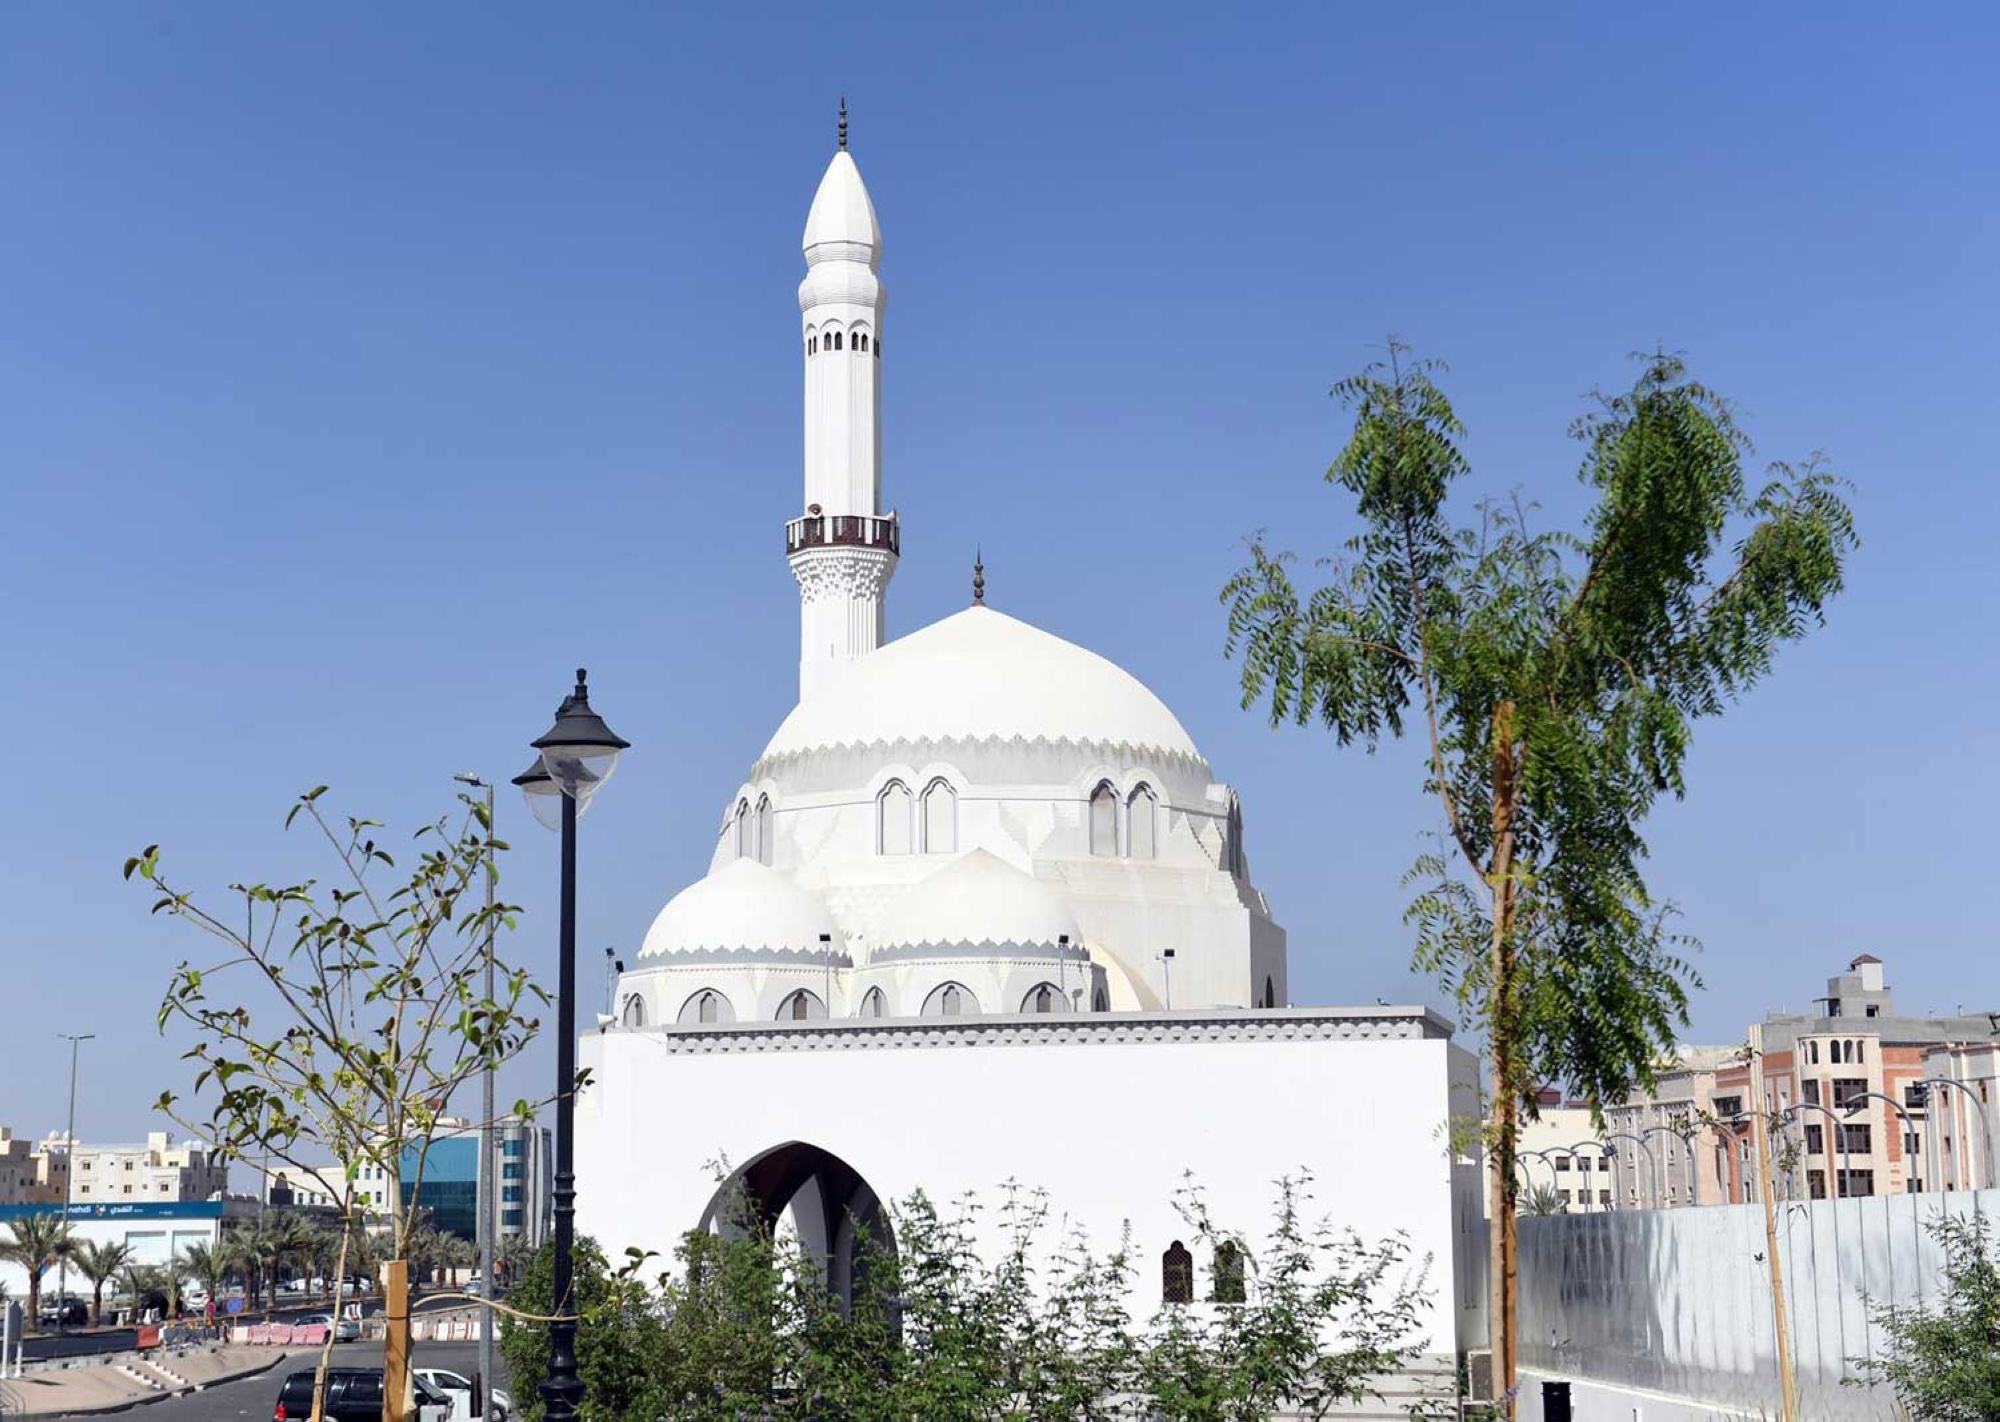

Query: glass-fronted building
left=400, top=1135, right=480, bottom=1242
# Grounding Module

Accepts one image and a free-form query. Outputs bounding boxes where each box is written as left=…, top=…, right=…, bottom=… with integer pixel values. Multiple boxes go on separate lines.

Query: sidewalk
left=0, top=1342, right=291, bottom=1418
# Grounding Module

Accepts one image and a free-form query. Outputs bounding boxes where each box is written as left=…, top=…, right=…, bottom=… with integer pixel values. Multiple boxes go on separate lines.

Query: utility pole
left=1748, top=1028, right=1799, bottom=1422
left=455, top=773, right=499, bottom=1419
left=55, top=1034, right=94, bottom=1335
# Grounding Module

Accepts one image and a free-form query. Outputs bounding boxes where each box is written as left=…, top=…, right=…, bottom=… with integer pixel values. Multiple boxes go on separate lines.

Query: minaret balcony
left=786, top=511, right=900, bottom=556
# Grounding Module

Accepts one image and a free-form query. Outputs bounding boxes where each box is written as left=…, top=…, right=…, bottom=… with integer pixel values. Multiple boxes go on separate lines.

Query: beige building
left=1490, top=1090, right=1616, bottom=1216
left=0, top=1127, right=60, bottom=1204
left=53, top=1130, right=228, bottom=1205
left=1602, top=955, right=1998, bottom=1208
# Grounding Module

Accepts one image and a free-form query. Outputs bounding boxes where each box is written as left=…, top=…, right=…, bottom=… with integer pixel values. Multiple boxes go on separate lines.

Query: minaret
left=787, top=101, right=897, bottom=701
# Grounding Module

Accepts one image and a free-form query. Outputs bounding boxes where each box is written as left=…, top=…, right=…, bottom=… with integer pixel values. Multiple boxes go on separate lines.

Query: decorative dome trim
left=874, top=849, right=1082, bottom=955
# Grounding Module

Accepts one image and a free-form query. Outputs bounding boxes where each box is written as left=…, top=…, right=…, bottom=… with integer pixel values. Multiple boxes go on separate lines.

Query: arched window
left=1856, top=1040, right=1865, bottom=1064
left=734, top=798, right=752, bottom=860
left=621, top=994, right=646, bottom=1028
left=831, top=330, right=843, bottom=351
left=856, top=331, right=869, bottom=352
left=922, top=982, right=977, bottom=1018
left=678, top=990, right=735, bottom=1026
left=756, top=795, right=775, bottom=867
left=1092, top=986, right=1108, bottom=1012
left=778, top=989, right=826, bottom=1022
left=874, top=339, right=881, bottom=359
left=1128, top=785, right=1157, bottom=860
left=1089, top=782, right=1118, bottom=857
left=878, top=781, right=913, bottom=855
left=1211, top=1242, right=1246, bottom=1303
left=807, top=335, right=817, bottom=355
left=1262, top=976, right=1276, bottom=1009
left=1024, top=983, right=1067, bottom=1014
left=1226, top=798, right=1245, bottom=877
left=921, top=779, right=957, bottom=854
left=1809, top=1040, right=1820, bottom=1065
left=860, top=987, right=887, bottom=1019
left=1162, top=1241, right=1193, bottom=1304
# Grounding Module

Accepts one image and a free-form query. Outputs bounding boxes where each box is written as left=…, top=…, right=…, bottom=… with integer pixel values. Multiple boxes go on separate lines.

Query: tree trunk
left=384, top=1257, right=411, bottom=1422
left=308, top=1224, right=353, bottom=1422
left=1486, top=700, right=1521, bottom=1418
left=26, top=1277, right=41, bottom=1336
left=92, top=1284, right=104, bottom=1328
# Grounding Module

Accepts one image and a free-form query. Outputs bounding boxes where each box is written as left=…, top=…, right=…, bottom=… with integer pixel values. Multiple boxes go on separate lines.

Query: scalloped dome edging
left=639, top=859, right=835, bottom=961
left=758, top=607, right=1202, bottom=764
left=874, top=849, right=1081, bottom=954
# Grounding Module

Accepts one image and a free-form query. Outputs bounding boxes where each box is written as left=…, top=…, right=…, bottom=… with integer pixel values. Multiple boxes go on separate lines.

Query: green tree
left=73, top=1239, right=133, bottom=1327
left=1221, top=343, right=1855, bottom=1410
left=499, top=1237, right=672, bottom=1421
left=1848, top=1212, right=2000, bottom=1419
left=0, top=1216, right=72, bottom=1332
left=1521, top=1185, right=1568, bottom=1218
left=131, top=783, right=541, bottom=1420
left=178, top=1240, right=227, bottom=1316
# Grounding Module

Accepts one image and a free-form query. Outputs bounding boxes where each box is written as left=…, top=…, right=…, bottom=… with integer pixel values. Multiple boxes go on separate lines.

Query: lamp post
left=1914, top=1077, right=1994, bottom=1192
left=1843, top=1090, right=1925, bottom=1301
left=1639, top=1126, right=1684, bottom=1208
left=452, top=772, right=499, bottom=1419
left=514, top=669, right=629, bottom=1422
left=55, top=1034, right=93, bottom=1335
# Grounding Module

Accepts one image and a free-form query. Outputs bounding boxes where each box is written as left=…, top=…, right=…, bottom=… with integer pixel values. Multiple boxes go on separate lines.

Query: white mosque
left=576, top=116, right=1482, bottom=1352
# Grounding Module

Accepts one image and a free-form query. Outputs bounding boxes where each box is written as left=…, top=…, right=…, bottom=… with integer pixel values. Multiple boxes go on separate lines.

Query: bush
left=1849, top=1211, right=2000, bottom=1420
left=499, top=1173, right=1435, bottom=1421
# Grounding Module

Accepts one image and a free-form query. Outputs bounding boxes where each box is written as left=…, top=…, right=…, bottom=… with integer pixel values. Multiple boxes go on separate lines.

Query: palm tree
left=0, top=1216, right=73, bottom=1331
left=1522, top=1183, right=1570, bottom=1217
left=72, top=1240, right=133, bottom=1327
left=178, top=1240, right=226, bottom=1314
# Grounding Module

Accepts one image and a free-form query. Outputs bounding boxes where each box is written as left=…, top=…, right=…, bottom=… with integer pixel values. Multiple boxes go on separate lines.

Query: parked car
left=273, top=1368, right=450, bottom=1421
left=37, top=1300, right=87, bottom=1327
left=296, top=1312, right=362, bottom=1342
left=413, top=1367, right=511, bottom=1421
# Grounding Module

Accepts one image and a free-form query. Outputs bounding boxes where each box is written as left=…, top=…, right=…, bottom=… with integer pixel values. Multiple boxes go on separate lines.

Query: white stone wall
left=576, top=1009, right=1480, bottom=1358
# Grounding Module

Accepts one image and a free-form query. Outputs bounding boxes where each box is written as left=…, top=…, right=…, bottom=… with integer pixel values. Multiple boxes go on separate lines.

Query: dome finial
left=838, top=96, right=848, bottom=152
left=973, top=547, right=985, bottom=605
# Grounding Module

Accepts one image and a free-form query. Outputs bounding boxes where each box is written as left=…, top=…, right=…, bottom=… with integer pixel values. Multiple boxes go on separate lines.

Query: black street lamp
left=514, top=668, right=628, bottom=1422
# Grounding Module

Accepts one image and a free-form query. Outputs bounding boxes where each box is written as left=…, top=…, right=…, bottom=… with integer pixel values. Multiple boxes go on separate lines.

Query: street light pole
left=55, top=1033, right=94, bottom=1335
left=454, top=773, right=499, bottom=1419
left=516, top=670, right=628, bottom=1422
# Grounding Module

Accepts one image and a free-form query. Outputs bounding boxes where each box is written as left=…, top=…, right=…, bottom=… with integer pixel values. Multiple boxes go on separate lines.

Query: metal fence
left=1512, top=1188, right=1995, bottom=1418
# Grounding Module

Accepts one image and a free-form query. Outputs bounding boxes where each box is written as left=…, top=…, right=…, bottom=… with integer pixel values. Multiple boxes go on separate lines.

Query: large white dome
left=638, top=859, right=834, bottom=961
left=874, top=849, right=1081, bottom=953
left=758, top=607, right=1203, bottom=763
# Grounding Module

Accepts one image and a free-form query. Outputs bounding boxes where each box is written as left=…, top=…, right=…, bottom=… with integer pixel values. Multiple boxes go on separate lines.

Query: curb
left=8, top=1348, right=289, bottom=1419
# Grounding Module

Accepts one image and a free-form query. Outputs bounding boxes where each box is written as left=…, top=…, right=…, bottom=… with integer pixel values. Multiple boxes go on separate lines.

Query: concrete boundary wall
left=1511, top=1188, right=1996, bottom=1418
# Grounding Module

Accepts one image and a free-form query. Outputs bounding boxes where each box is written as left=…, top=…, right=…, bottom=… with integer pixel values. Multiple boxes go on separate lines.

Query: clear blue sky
left=3, top=4, right=1995, bottom=1143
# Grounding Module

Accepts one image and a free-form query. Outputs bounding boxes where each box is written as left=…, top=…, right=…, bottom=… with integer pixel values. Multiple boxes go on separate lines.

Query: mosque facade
left=575, top=122, right=1482, bottom=1356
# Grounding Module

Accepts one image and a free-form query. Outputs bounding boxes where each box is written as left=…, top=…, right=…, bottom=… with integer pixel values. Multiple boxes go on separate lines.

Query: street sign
left=225, top=1296, right=245, bottom=1316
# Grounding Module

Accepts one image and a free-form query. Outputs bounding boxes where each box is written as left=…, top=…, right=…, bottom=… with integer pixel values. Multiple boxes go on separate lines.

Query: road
left=128, top=1341, right=510, bottom=1420
left=23, top=1293, right=406, bottom=1362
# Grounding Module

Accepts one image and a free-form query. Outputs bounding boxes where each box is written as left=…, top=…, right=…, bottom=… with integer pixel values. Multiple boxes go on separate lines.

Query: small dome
left=803, top=150, right=881, bottom=262
left=638, top=859, right=834, bottom=961
left=759, top=607, right=1203, bottom=763
left=876, top=849, right=1081, bottom=953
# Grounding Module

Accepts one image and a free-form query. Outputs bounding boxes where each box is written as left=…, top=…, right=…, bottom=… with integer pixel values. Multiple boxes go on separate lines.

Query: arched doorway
left=699, top=1141, right=896, bottom=1307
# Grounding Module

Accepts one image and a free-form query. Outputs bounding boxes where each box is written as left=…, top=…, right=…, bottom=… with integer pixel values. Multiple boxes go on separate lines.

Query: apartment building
left=1605, top=955, right=1998, bottom=1207
left=0, top=1127, right=60, bottom=1204
left=48, top=1130, right=228, bottom=1205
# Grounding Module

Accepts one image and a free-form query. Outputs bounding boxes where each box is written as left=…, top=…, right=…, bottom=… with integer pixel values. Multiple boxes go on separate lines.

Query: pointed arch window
left=1262, top=976, right=1276, bottom=1009
left=1024, top=983, right=1067, bottom=1014
left=734, top=799, right=753, bottom=860
left=1225, top=797, right=1245, bottom=877
left=921, top=778, right=957, bottom=854
left=678, top=990, right=735, bottom=1026
left=831, top=330, right=843, bottom=352
left=1128, top=785, right=1157, bottom=860
left=856, top=331, right=869, bottom=352
left=1211, top=1242, right=1246, bottom=1303
left=1162, top=1241, right=1193, bottom=1304
left=621, top=994, right=647, bottom=1028
left=778, top=989, right=826, bottom=1022
left=878, top=780, right=913, bottom=855
left=923, top=982, right=977, bottom=1018
left=1092, top=986, right=1109, bottom=1012
left=860, top=987, right=887, bottom=1019
left=756, top=795, right=775, bottom=867
left=807, top=335, right=817, bottom=356
left=1089, top=782, right=1118, bottom=857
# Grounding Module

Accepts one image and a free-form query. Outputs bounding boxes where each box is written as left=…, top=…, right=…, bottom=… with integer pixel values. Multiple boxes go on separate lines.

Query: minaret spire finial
left=973, top=548, right=985, bottom=605
left=838, top=97, right=848, bottom=152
